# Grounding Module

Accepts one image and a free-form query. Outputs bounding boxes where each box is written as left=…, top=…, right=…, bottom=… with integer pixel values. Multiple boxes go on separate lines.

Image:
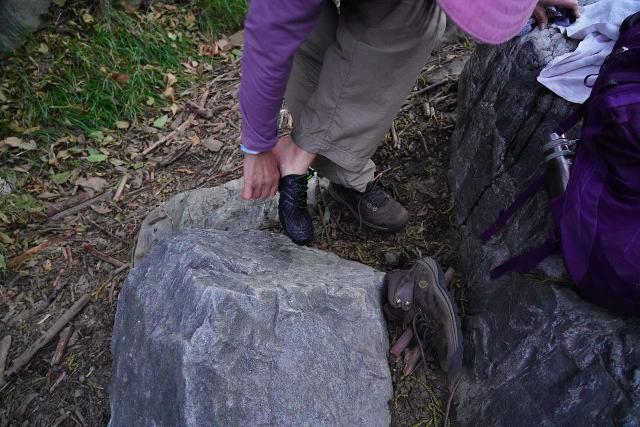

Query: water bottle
left=542, top=133, right=574, bottom=198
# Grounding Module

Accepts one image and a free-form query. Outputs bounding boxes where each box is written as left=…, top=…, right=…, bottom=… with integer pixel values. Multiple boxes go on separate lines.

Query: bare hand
left=534, top=0, right=580, bottom=30
left=241, top=151, right=280, bottom=200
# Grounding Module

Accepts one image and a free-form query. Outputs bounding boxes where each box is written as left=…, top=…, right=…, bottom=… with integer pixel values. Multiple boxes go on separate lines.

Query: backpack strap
left=552, top=105, right=584, bottom=136
left=490, top=236, right=560, bottom=279
left=481, top=104, right=586, bottom=243
left=480, top=174, right=545, bottom=242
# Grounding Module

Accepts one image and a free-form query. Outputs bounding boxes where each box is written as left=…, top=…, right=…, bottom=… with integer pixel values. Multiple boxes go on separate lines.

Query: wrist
left=240, top=144, right=262, bottom=155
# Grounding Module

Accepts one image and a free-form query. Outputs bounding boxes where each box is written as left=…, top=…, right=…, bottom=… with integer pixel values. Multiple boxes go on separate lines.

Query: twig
left=113, top=174, right=129, bottom=202
left=52, top=411, right=70, bottom=427
left=0, top=335, right=12, bottom=386
left=6, top=294, right=91, bottom=378
left=186, top=100, right=220, bottom=119
left=444, top=375, right=463, bottom=427
left=49, top=191, right=114, bottom=221
left=85, top=245, right=127, bottom=268
left=391, top=122, right=400, bottom=149
left=410, top=78, right=450, bottom=99
left=142, top=115, right=194, bottom=155
left=143, top=89, right=211, bottom=156
left=7, top=237, right=65, bottom=269
left=158, top=143, right=191, bottom=167
left=8, top=270, right=67, bottom=327
left=83, top=217, right=129, bottom=245
left=46, top=192, right=93, bottom=217
left=444, top=267, right=455, bottom=285
left=51, top=325, right=73, bottom=366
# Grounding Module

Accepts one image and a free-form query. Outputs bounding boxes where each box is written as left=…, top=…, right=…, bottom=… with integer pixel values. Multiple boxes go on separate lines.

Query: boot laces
left=292, top=173, right=310, bottom=210
left=362, top=181, right=389, bottom=208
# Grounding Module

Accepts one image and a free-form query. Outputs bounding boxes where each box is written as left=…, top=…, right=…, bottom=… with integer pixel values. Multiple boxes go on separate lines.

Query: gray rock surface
left=449, top=13, right=640, bottom=427
left=134, top=176, right=329, bottom=265
left=134, top=178, right=278, bottom=265
left=0, top=0, right=51, bottom=53
left=111, top=229, right=392, bottom=426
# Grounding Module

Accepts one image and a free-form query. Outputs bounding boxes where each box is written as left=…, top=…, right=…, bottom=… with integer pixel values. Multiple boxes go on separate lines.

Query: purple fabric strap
left=490, top=236, right=560, bottom=279
left=480, top=174, right=546, bottom=242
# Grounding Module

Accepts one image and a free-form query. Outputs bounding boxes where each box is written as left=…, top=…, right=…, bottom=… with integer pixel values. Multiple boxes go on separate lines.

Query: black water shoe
left=278, top=173, right=314, bottom=245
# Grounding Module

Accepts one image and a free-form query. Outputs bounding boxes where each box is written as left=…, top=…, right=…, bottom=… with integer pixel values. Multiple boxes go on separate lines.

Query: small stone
left=384, top=251, right=400, bottom=268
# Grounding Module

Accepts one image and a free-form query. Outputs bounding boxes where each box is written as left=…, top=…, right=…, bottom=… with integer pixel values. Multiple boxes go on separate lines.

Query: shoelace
left=355, top=180, right=388, bottom=231
left=362, top=181, right=389, bottom=207
left=411, top=310, right=435, bottom=371
left=292, top=173, right=311, bottom=210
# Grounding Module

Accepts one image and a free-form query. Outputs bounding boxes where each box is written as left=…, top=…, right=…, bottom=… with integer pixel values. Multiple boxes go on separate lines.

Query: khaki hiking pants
left=285, top=0, right=446, bottom=191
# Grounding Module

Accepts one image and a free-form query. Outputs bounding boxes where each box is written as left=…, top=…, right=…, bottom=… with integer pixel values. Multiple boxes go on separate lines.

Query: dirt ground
left=0, top=36, right=472, bottom=426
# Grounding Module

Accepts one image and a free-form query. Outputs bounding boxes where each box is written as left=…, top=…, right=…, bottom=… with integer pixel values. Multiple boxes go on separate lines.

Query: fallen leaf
left=116, top=120, right=130, bottom=129
left=228, top=30, right=244, bottom=49
left=53, top=0, right=66, bottom=6
left=109, top=158, right=125, bottom=166
left=202, top=138, right=223, bottom=152
left=170, top=103, right=179, bottom=115
left=165, top=73, right=177, bottom=87
left=199, top=43, right=219, bottom=58
left=153, top=115, right=169, bottom=128
left=146, top=97, right=155, bottom=106
left=0, top=231, right=14, bottom=244
left=163, top=86, right=174, bottom=97
left=85, top=154, right=108, bottom=163
left=1, top=137, right=36, bottom=151
left=109, top=72, right=131, bottom=86
left=76, top=176, right=108, bottom=192
left=91, top=203, right=112, bottom=215
left=88, top=130, right=104, bottom=141
left=38, top=43, right=49, bottom=54
left=82, top=12, right=94, bottom=24
left=37, top=192, right=58, bottom=199
left=122, top=1, right=138, bottom=13
left=52, top=171, right=72, bottom=184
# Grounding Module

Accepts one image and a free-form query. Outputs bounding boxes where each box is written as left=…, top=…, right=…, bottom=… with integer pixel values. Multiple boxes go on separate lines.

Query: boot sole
left=328, top=186, right=407, bottom=233
left=416, top=257, right=463, bottom=376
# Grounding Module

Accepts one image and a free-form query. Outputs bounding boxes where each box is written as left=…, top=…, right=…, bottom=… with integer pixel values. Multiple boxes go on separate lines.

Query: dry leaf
left=91, top=203, right=112, bottom=215
left=199, top=43, right=219, bottom=58
left=165, top=73, right=177, bottom=87
left=116, top=120, right=130, bottom=129
left=202, top=138, right=223, bottom=153
left=170, top=103, right=179, bottom=115
left=76, top=176, right=108, bottom=193
left=1, top=137, right=37, bottom=150
left=110, top=72, right=131, bottom=86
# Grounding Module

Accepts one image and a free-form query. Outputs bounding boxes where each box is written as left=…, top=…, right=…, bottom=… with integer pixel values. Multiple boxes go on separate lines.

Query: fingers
left=241, top=152, right=280, bottom=200
left=537, top=0, right=580, bottom=19
left=534, top=5, right=549, bottom=30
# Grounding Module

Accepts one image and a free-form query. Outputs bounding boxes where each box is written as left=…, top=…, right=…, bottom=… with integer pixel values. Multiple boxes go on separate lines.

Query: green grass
left=0, top=0, right=248, bottom=270
left=194, top=0, right=247, bottom=38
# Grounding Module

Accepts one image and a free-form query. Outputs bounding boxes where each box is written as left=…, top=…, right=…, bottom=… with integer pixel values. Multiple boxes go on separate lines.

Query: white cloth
left=538, top=0, right=640, bottom=104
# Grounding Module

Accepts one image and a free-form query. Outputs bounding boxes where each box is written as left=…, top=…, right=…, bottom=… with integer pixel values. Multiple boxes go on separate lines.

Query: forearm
left=239, top=0, right=324, bottom=153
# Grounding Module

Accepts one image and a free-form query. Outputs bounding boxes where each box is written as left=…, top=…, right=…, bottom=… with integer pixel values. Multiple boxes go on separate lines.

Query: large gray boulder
left=0, top=0, right=51, bottom=53
left=111, top=229, right=392, bottom=426
left=449, top=14, right=640, bottom=427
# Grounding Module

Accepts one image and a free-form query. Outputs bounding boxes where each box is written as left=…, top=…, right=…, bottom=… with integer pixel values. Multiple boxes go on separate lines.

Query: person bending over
left=238, top=0, right=580, bottom=245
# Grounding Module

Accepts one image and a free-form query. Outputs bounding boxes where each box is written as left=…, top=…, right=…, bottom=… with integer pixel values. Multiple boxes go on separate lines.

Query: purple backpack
left=485, top=13, right=640, bottom=316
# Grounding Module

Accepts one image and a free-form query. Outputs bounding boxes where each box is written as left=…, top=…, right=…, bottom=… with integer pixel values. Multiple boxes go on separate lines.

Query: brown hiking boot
left=383, top=257, right=463, bottom=378
left=328, top=181, right=409, bottom=233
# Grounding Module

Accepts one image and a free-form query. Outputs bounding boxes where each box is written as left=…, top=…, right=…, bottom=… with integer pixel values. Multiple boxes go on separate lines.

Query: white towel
left=537, top=0, right=640, bottom=104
